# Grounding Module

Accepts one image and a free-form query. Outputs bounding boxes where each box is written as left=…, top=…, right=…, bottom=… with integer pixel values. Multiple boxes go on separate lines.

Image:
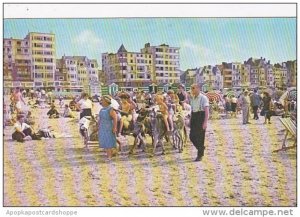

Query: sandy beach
left=3, top=103, right=296, bottom=206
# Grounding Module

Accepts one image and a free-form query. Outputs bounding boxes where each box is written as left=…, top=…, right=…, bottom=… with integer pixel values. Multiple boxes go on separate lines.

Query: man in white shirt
left=189, top=83, right=209, bottom=162
left=239, top=90, right=251, bottom=124
left=12, top=115, right=40, bottom=142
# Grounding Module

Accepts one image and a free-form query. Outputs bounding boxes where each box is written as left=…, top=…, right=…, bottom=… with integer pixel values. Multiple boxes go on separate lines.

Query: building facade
left=102, top=43, right=180, bottom=88
left=4, top=32, right=56, bottom=90
left=56, top=55, right=100, bottom=95
left=141, top=43, right=180, bottom=84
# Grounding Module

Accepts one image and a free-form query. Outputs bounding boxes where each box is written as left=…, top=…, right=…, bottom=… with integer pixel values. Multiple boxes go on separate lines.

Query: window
left=46, top=66, right=53, bottom=70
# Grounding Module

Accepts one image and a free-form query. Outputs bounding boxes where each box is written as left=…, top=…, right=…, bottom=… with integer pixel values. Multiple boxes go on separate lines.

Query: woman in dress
left=261, top=92, right=272, bottom=124
left=98, top=95, right=118, bottom=161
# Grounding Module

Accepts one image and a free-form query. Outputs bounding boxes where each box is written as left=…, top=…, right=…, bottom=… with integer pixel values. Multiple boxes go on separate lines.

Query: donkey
left=128, top=109, right=153, bottom=154
left=172, top=112, right=186, bottom=153
left=149, top=108, right=172, bottom=156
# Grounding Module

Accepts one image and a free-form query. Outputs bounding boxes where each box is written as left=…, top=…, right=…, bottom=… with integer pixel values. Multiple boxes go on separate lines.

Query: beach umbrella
left=225, top=90, right=237, bottom=98
left=205, top=92, right=222, bottom=102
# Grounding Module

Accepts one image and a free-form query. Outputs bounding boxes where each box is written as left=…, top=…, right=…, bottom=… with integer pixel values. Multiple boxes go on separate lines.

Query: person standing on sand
left=76, top=92, right=93, bottom=119
left=239, top=90, right=251, bottom=125
left=98, top=95, right=118, bottom=162
left=250, top=89, right=261, bottom=120
left=261, top=91, right=272, bottom=124
left=11, top=87, right=26, bottom=114
left=189, top=83, right=209, bottom=162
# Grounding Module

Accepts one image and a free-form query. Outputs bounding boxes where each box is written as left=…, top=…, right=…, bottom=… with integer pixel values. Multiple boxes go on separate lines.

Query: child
left=118, top=94, right=133, bottom=136
left=58, top=95, right=64, bottom=108
left=155, top=94, right=171, bottom=132
left=63, top=104, right=75, bottom=118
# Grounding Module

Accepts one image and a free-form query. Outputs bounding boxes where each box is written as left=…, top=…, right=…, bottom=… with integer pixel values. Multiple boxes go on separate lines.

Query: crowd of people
left=4, top=85, right=297, bottom=162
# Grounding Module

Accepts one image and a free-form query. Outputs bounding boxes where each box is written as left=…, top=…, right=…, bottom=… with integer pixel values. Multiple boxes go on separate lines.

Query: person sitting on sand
left=63, top=104, right=75, bottom=118
left=47, top=104, right=60, bottom=118
left=12, top=114, right=41, bottom=143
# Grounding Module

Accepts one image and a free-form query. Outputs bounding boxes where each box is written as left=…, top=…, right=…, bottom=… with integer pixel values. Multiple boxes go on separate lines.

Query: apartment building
left=285, top=60, right=297, bottom=87
left=141, top=43, right=180, bottom=84
left=4, top=32, right=56, bottom=90
left=231, top=62, right=242, bottom=88
left=102, top=44, right=153, bottom=87
left=3, top=38, right=32, bottom=88
left=29, top=32, right=56, bottom=88
left=56, top=55, right=100, bottom=95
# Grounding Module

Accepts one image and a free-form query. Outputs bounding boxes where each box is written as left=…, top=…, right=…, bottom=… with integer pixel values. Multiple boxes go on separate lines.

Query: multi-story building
left=285, top=60, right=296, bottom=87
left=4, top=32, right=56, bottom=90
left=274, top=63, right=288, bottom=89
left=220, top=62, right=233, bottom=89
left=141, top=43, right=180, bottom=84
left=183, top=68, right=198, bottom=87
left=258, top=66, right=267, bottom=87
left=4, top=38, right=32, bottom=89
left=102, top=44, right=155, bottom=88
left=273, top=65, right=282, bottom=89
left=241, top=64, right=251, bottom=88
left=265, top=63, right=275, bottom=88
left=212, top=66, right=223, bottom=90
left=56, top=55, right=100, bottom=95
left=231, top=62, right=242, bottom=88
left=29, top=32, right=56, bottom=89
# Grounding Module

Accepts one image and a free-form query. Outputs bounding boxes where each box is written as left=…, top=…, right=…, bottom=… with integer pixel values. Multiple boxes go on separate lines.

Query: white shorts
left=15, top=101, right=22, bottom=110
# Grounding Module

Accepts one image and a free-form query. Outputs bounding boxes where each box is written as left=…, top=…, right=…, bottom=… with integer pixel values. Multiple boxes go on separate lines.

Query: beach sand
left=3, top=103, right=296, bottom=206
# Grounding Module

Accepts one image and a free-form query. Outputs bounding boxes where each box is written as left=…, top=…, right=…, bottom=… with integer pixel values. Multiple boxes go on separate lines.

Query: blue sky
left=4, top=18, right=296, bottom=69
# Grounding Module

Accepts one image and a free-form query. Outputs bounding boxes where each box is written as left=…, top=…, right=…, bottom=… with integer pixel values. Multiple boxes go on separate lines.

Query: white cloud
left=181, top=40, right=216, bottom=67
left=182, top=40, right=211, bottom=55
left=72, top=30, right=103, bottom=48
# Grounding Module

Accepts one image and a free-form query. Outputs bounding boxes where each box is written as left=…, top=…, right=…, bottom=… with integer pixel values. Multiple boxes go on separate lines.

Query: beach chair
left=274, top=117, right=297, bottom=152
